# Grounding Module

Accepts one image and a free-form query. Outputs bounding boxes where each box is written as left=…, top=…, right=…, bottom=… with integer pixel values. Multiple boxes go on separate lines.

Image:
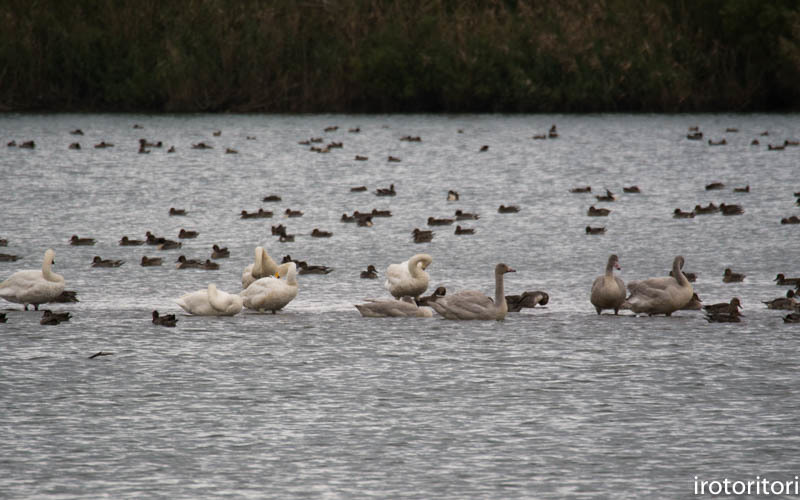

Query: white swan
left=590, top=254, right=626, bottom=314
left=176, top=283, right=243, bottom=316
left=429, top=263, right=516, bottom=320
left=241, top=246, right=293, bottom=289
left=622, top=256, right=694, bottom=316
left=384, top=253, right=432, bottom=299
left=240, top=262, right=298, bottom=313
left=355, top=297, right=434, bottom=318
left=0, top=248, right=65, bottom=310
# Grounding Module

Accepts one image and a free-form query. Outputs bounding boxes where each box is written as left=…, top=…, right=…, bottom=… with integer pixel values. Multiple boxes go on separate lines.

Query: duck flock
left=1, top=117, right=799, bottom=331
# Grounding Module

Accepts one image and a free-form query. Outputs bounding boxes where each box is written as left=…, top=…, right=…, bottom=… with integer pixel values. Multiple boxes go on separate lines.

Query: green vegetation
left=1, top=0, right=798, bottom=112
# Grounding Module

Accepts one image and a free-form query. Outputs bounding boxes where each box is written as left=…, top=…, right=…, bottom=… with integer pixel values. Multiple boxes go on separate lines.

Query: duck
left=673, top=208, right=695, bottom=218
left=720, top=203, right=744, bottom=215
left=428, top=217, right=454, bottom=226
left=50, top=290, right=79, bottom=303
left=69, top=143, right=81, bottom=150
left=670, top=269, right=697, bottom=282
left=506, top=291, right=549, bottom=312
left=723, top=268, right=745, bottom=283
left=587, top=206, right=610, bottom=216
left=356, top=216, right=373, bottom=228
left=311, top=228, right=333, bottom=238
left=40, top=309, right=71, bottom=325
left=703, top=297, right=743, bottom=315
left=241, top=209, right=273, bottom=219
left=622, top=256, right=693, bottom=316
left=341, top=213, right=356, bottom=223
left=119, top=236, right=144, bottom=246
left=681, top=292, right=703, bottom=310
left=176, top=256, right=204, bottom=269
left=284, top=208, right=303, bottom=217
left=158, top=240, right=182, bottom=250
left=781, top=215, right=800, bottom=224
left=70, top=128, right=84, bottom=135
left=705, top=182, right=725, bottom=190
left=354, top=155, right=368, bottom=161
left=783, top=313, right=800, bottom=323
left=94, top=141, right=113, bottom=148
left=145, top=231, right=167, bottom=245
left=355, top=297, right=433, bottom=318
left=412, top=229, right=433, bottom=243
left=141, top=256, right=163, bottom=267
left=0, top=249, right=65, bottom=311
left=479, top=145, right=489, bottom=152
left=242, top=247, right=278, bottom=288
left=454, top=209, right=479, bottom=220
left=595, top=189, right=617, bottom=202
left=178, top=229, right=199, bottom=239
left=764, top=290, right=797, bottom=310
left=262, top=195, right=282, bottom=202
left=733, top=185, right=750, bottom=193
left=585, top=226, right=606, bottom=234
left=176, top=283, right=243, bottom=316
left=279, top=234, right=296, bottom=242
left=240, top=262, right=299, bottom=313
left=0, top=312, right=6, bottom=323
left=152, top=310, right=178, bottom=327
left=350, top=186, right=368, bottom=192
left=297, top=262, right=333, bottom=275
left=371, top=208, right=392, bottom=217
left=191, top=142, right=212, bottom=149
left=169, top=207, right=186, bottom=216
left=360, top=265, right=378, bottom=279
left=590, top=254, right=626, bottom=315
left=708, top=138, right=727, bottom=146
left=774, top=274, right=800, bottom=286
left=570, top=186, right=592, bottom=193
left=429, top=263, right=516, bottom=321
left=271, top=224, right=287, bottom=235
left=70, top=234, right=96, bottom=246
left=0, top=253, right=20, bottom=262
left=211, top=244, right=230, bottom=259
left=498, top=205, right=520, bottom=213
left=705, top=311, right=741, bottom=323
left=693, top=203, right=719, bottom=214
left=0, top=238, right=7, bottom=246
left=376, top=184, right=396, bottom=196
left=623, top=186, right=641, bottom=193
left=201, top=259, right=219, bottom=270
left=454, top=225, right=475, bottom=235
left=416, top=286, right=447, bottom=307
left=384, top=254, right=433, bottom=300
left=447, top=190, right=460, bottom=201
left=548, top=124, right=558, bottom=138
left=91, top=256, right=124, bottom=268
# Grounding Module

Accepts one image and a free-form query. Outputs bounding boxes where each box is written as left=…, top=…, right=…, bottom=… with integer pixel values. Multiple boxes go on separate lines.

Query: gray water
left=1, top=113, right=799, bottom=499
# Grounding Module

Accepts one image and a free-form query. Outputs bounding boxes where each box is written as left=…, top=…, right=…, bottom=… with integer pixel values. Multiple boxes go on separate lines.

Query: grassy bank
left=1, top=0, right=798, bottom=112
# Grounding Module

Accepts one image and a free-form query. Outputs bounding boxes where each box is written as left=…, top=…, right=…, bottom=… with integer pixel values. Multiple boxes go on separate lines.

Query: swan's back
left=429, top=291, right=495, bottom=320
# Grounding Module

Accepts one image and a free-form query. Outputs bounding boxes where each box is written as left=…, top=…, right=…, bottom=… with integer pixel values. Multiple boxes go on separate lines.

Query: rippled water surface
left=1, top=113, right=799, bottom=499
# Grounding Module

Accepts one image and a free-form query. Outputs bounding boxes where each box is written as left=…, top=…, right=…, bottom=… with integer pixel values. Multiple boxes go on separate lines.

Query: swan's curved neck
left=42, top=252, right=62, bottom=283
left=605, top=260, right=616, bottom=277
left=253, top=248, right=265, bottom=276
left=672, top=259, right=688, bottom=286
left=407, top=255, right=429, bottom=278
left=285, top=264, right=298, bottom=286
left=494, top=271, right=506, bottom=310
left=208, top=284, right=224, bottom=310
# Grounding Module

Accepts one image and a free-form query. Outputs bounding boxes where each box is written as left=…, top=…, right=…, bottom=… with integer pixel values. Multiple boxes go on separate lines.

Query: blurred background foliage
left=1, top=0, right=797, bottom=112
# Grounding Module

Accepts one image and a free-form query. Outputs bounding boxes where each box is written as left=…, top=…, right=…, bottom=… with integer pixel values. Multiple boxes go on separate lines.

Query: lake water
left=1, top=113, right=799, bottom=499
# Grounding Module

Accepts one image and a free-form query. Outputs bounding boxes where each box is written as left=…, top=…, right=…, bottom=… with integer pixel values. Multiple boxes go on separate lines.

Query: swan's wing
left=384, top=261, right=410, bottom=290
left=356, top=298, right=421, bottom=317
left=431, top=291, right=493, bottom=318
left=629, top=276, right=676, bottom=293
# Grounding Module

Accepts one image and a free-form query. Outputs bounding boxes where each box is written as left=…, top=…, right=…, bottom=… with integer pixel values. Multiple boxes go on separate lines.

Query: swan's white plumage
left=241, top=262, right=298, bottom=312
left=0, top=249, right=65, bottom=310
left=355, top=297, right=433, bottom=317
left=384, top=253, right=432, bottom=299
left=429, top=263, right=515, bottom=320
left=241, top=246, right=282, bottom=289
left=590, top=254, right=626, bottom=314
left=622, top=256, right=693, bottom=316
left=176, top=283, right=243, bottom=316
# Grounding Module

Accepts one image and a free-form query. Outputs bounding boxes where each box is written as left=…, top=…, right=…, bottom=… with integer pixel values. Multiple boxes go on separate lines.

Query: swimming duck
left=595, top=189, right=617, bottom=202
left=50, top=290, right=79, bottom=303
left=350, top=186, right=368, bottom=192
left=693, top=203, right=719, bottom=214
left=341, top=214, right=355, bottom=223
left=454, top=209, right=479, bottom=220
left=297, top=262, right=333, bottom=275
left=178, top=229, right=199, bottom=239
left=356, top=216, right=373, bottom=227
left=720, top=203, right=744, bottom=215
left=69, top=143, right=81, bottom=150
left=681, top=292, right=703, bottom=310
left=412, top=229, right=433, bottom=243
left=169, top=208, right=187, bottom=216
left=311, top=229, right=333, bottom=238
left=119, top=236, right=144, bottom=246
left=94, top=141, right=113, bottom=148
left=763, top=290, right=797, bottom=310
left=40, top=309, right=71, bottom=325
left=0, top=253, right=20, bottom=262
left=783, top=313, right=800, bottom=323
left=455, top=225, right=475, bottom=235
left=705, top=311, right=741, bottom=323
left=371, top=209, right=392, bottom=217
left=548, top=124, right=558, bottom=138
left=262, top=195, right=282, bottom=202
left=733, top=185, right=750, bottom=193
left=176, top=256, right=204, bottom=269
left=570, top=186, right=591, bottom=193
left=70, top=129, right=84, bottom=135
left=623, top=186, right=641, bottom=193
left=376, top=184, right=396, bottom=196
left=361, top=265, right=378, bottom=279
left=479, top=145, right=489, bottom=152
left=774, top=274, right=800, bottom=286
left=241, top=209, right=273, bottom=219
left=587, top=206, right=610, bottom=216
left=70, top=235, right=96, bottom=246
left=285, top=208, right=303, bottom=217
left=387, top=156, right=401, bottom=162
left=705, top=182, right=725, bottom=190
left=586, top=226, right=606, bottom=234
left=670, top=269, right=697, bottom=282
left=781, top=216, right=800, bottom=224
left=157, top=240, right=182, bottom=250
left=141, top=256, right=163, bottom=267
left=428, top=217, right=454, bottom=226
left=192, top=142, right=212, bottom=149
left=91, top=256, right=124, bottom=268
left=498, top=205, right=520, bottom=213
left=211, top=244, right=230, bottom=259
left=703, top=297, right=742, bottom=315
left=708, top=139, right=727, bottom=146
left=506, top=291, right=549, bottom=312
left=673, top=208, right=695, bottom=218
left=723, top=268, right=745, bottom=283
left=447, top=190, right=460, bottom=201
left=152, top=310, right=178, bottom=327
left=354, top=155, right=368, bottom=161
left=145, top=232, right=167, bottom=245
